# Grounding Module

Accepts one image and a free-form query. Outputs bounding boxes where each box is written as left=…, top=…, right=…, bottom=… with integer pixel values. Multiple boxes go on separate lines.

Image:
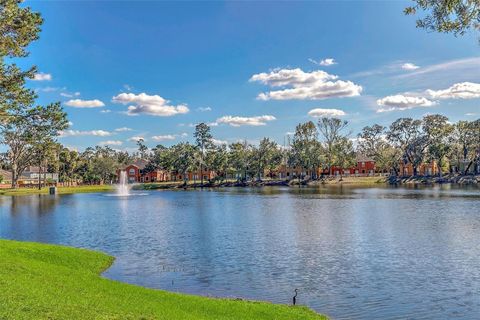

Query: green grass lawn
left=0, top=185, right=113, bottom=196
left=0, top=239, right=327, bottom=320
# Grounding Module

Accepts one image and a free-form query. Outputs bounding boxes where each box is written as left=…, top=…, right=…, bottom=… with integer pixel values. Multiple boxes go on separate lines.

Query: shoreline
left=136, top=174, right=479, bottom=191
left=0, top=185, right=114, bottom=196
left=388, top=174, right=480, bottom=185
left=0, top=174, right=478, bottom=197
left=0, top=239, right=326, bottom=319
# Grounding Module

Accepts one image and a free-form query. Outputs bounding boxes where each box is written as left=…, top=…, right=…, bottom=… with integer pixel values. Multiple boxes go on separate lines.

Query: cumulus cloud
left=376, top=95, right=436, bottom=113
left=32, top=72, right=52, bottom=81
left=59, top=130, right=112, bottom=137
left=250, top=68, right=362, bottom=100
left=401, top=63, right=420, bottom=71
left=112, top=92, right=189, bottom=117
left=128, top=136, right=145, bottom=142
left=65, top=99, right=105, bottom=108
left=98, top=140, right=123, bottom=146
left=216, top=115, right=276, bottom=127
left=115, top=127, right=133, bottom=132
left=308, top=108, right=347, bottom=117
left=426, top=82, right=480, bottom=100
left=151, top=134, right=177, bottom=141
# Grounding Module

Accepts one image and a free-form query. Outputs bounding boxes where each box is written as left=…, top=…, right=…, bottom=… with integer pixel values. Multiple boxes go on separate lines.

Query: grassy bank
left=0, top=239, right=326, bottom=320
left=310, top=176, right=388, bottom=186
left=0, top=185, right=113, bottom=196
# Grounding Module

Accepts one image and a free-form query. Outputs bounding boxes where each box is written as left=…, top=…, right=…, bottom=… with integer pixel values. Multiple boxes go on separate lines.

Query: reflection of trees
left=10, top=195, right=58, bottom=216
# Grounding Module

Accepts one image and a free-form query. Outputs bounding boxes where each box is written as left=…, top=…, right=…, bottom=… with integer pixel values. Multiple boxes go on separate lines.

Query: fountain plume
left=116, top=170, right=131, bottom=196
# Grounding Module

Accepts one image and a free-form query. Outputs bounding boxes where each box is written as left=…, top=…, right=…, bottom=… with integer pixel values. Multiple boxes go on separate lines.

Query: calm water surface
left=1, top=185, right=479, bottom=319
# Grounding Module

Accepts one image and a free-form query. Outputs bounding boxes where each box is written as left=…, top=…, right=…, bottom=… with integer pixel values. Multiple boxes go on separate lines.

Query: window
left=129, top=168, right=135, bottom=175
left=362, top=162, right=365, bottom=167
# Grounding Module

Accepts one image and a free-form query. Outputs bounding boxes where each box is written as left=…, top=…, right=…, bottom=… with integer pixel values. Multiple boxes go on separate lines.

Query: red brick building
left=117, top=160, right=216, bottom=183
left=172, top=170, right=217, bottom=182
left=119, top=160, right=147, bottom=183
left=142, top=170, right=171, bottom=183
left=399, top=161, right=438, bottom=176
left=275, top=154, right=377, bottom=179
left=118, top=159, right=170, bottom=183
left=355, top=154, right=376, bottom=175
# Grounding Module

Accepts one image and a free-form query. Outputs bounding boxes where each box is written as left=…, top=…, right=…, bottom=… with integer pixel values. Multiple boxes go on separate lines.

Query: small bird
left=293, top=288, right=298, bottom=306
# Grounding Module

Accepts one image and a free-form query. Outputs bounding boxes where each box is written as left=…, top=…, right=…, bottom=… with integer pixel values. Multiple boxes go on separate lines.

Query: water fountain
left=116, top=170, right=131, bottom=196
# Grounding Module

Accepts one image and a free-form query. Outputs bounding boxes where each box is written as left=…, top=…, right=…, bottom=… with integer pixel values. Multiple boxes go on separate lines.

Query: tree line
left=137, top=116, right=480, bottom=185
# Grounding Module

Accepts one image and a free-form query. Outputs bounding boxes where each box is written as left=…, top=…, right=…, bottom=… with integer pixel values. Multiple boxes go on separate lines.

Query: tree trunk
left=413, top=166, right=418, bottom=177
left=11, top=167, right=17, bottom=189
left=437, top=160, right=443, bottom=178
left=393, top=167, right=399, bottom=176
left=465, top=161, right=473, bottom=175
left=200, top=162, right=203, bottom=188
left=38, top=164, right=42, bottom=190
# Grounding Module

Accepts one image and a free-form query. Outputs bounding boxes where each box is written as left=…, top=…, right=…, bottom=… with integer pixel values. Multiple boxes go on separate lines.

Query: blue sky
left=20, top=1, right=480, bottom=151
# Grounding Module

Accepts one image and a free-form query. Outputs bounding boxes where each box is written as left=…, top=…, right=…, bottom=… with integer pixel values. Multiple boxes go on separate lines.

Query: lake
left=1, top=185, right=479, bottom=319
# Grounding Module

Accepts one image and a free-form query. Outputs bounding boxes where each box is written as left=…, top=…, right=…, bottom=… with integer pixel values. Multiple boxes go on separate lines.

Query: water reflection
left=0, top=186, right=479, bottom=319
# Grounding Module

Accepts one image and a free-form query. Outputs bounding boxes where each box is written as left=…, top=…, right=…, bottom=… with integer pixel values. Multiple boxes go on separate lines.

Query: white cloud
left=123, top=84, right=133, bottom=91
left=216, top=115, right=276, bottom=127
left=32, top=72, right=52, bottom=81
left=128, top=136, right=145, bottom=142
left=60, top=91, right=80, bottom=98
left=37, top=87, right=60, bottom=92
left=100, top=109, right=112, bottom=113
left=65, top=99, right=105, bottom=108
left=396, top=57, right=480, bottom=80
left=401, top=63, right=420, bottom=71
left=376, top=94, right=436, bottom=113
left=308, top=108, right=347, bottom=117
left=309, top=58, right=337, bottom=66
left=465, top=112, right=478, bottom=116
left=112, top=92, right=189, bottom=117
left=59, top=130, right=112, bottom=137
left=115, top=127, right=133, bottom=132
left=212, top=138, right=228, bottom=145
left=250, top=68, right=362, bottom=100
left=197, top=107, right=212, bottom=112
left=151, top=134, right=176, bottom=141
left=98, top=140, right=123, bottom=146
left=67, top=121, right=74, bottom=127
left=426, top=82, right=480, bottom=100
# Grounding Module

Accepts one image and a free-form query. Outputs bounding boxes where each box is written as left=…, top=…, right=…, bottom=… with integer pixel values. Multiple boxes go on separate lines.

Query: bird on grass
left=293, top=288, right=298, bottom=306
